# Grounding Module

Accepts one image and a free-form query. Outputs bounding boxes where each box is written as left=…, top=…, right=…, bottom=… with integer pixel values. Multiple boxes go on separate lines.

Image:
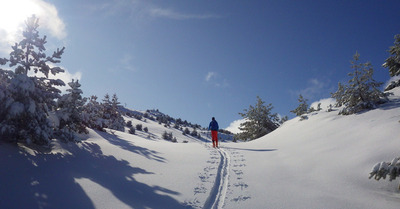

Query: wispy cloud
left=291, top=78, right=331, bottom=101
left=90, top=0, right=221, bottom=21
left=206, top=72, right=217, bottom=82
left=119, top=54, right=137, bottom=72
left=149, top=8, right=221, bottom=20
left=109, top=53, right=137, bottom=72
left=301, top=78, right=326, bottom=98
left=216, top=78, right=230, bottom=88
left=87, top=0, right=147, bottom=19
left=205, top=72, right=230, bottom=88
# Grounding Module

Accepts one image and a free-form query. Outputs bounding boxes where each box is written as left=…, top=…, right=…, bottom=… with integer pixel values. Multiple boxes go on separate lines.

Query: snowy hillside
left=1, top=88, right=400, bottom=209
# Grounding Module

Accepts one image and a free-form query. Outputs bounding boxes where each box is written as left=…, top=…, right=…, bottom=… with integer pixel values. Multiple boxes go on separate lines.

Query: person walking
left=208, top=117, right=219, bottom=148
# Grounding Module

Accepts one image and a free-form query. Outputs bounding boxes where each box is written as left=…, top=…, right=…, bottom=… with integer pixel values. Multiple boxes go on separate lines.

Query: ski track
left=203, top=147, right=230, bottom=209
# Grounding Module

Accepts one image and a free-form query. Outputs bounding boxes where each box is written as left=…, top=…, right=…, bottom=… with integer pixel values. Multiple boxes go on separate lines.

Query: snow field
left=1, top=88, right=400, bottom=209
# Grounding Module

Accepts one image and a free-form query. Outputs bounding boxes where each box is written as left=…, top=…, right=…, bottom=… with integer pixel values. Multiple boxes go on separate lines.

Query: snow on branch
left=369, top=157, right=400, bottom=182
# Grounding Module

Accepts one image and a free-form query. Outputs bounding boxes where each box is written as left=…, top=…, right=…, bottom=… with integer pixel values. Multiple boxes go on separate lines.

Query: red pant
left=211, top=130, right=218, bottom=147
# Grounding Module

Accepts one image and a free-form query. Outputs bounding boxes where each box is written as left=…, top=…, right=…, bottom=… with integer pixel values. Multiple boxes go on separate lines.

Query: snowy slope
left=1, top=88, right=400, bottom=209
left=223, top=87, right=400, bottom=209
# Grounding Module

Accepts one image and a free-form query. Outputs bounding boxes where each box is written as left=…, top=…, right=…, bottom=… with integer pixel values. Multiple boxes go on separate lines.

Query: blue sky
left=1, top=0, right=399, bottom=131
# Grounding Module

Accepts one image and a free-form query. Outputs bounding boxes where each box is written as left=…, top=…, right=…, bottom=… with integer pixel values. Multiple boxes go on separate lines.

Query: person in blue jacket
left=208, top=117, right=219, bottom=148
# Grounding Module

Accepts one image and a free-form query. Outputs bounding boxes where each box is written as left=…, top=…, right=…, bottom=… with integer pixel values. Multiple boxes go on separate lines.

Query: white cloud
left=205, top=72, right=230, bottom=88
left=206, top=72, right=216, bottom=81
left=108, top=53, right=137, bottom=73
left=216, top=78, right=230, bottom=88
left=0, top=0, right=66, bottom=55
left=225, top=118, right=247, bottom=134
left=291, top=78, right=331, bottom=101
left=35, top=0, right=67, bottom=40
left=0, top=1, right=79, bottom=93
left=89, top=0, right=147, bottom=19
left=90, top=0, right=221, bottom=21
left=116, top=53, right=137, bottom=72
left=149, top=8, right=221, bottom=20
left=300, top=78, right=326, bottom=98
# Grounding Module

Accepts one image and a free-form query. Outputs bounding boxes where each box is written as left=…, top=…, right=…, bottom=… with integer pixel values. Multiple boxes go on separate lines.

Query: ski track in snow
left=203, top=147, right=230, bottom=209
left=188, top=142, right=250, bottom=209
left=227, top=149, right=251, bottom=205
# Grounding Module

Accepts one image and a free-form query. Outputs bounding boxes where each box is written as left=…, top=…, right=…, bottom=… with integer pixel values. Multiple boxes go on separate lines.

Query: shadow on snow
left=95, top=130, right=166, bottom=163
left=0, top=140, right=190, bottom=209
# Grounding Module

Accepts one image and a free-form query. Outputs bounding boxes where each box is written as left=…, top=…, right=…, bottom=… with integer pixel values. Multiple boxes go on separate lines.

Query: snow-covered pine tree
left=82, top=95, right=105, bottom=130
left=56, top=79, right=87, bottom=140
left=0, top=15, right=66, bottom=145
left=331, top=82, right=345, bottom=107
left=383, top=34, right=400, bottom=91
left=369, top=157, right=400, bottom=190
left=290, top=94, right=308, bottom=116
left=383, top=34, right=400, bottom=77
left=99, top=93, right=125, bottom=131
left=101, top=93, right=112, bottom=122
left=332, top=52, right=389, bottom=115
left=129, top=127, right=135, bottom=134
left=0, top=69, right=12, bottom=121
left=316, top=103, right=322, bottom=111
left=183, top=127, right=190, bottom=135
left=135, top=124, right=143, bottom=131
left=109, top=93, right=125, bottom=131
left=235, top=96, right=280, bottom=141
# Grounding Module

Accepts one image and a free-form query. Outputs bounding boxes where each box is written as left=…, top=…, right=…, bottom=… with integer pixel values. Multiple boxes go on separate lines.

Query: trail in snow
left=203, top=147, right=230, bottom=209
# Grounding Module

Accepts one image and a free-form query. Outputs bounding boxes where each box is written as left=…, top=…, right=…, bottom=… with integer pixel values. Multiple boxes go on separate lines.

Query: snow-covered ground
left=1, top=88, right=400, bottom=209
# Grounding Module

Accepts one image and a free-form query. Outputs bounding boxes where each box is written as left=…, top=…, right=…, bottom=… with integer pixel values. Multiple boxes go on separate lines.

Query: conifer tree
left=102, top=93, right=112, bottom=121
left=291, top=94, right=308, bottom=116
left=82, top=95, right=104, bottom=130
left=0, top=70, right=11, bottom=121
left=332, top=52, right=389, bottom=115
left=383, top=34, right=400, bottom=90
left=107, top=93, right=125, bottom=131
left=331, top=82, right=345, bottom=107
left=183, top=127, right=190, bottom=135
left=57, top=79, right=87, bottom=140
left=92, top=93, right=125, bottom=131
left=235, top=96, right=280, bottom=141
left=0, top=15, right=66, bottom=145
left=383, top=34, right=400, bottom=77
